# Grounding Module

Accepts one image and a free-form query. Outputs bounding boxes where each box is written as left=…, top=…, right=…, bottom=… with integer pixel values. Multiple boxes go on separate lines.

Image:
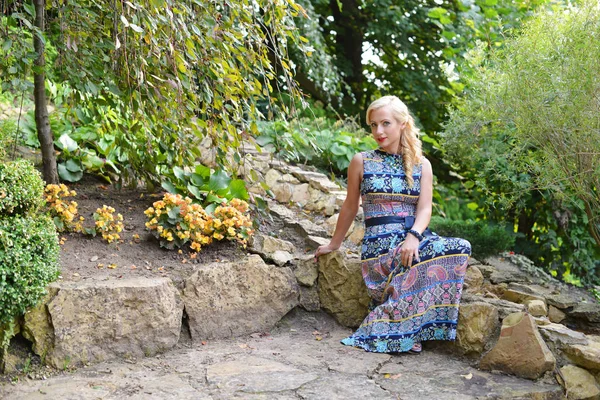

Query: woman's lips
left=376, top=137, right=386, bottom=143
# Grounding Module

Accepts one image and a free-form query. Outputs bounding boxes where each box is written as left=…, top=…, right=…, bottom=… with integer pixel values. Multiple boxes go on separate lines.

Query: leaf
left=65, top=159, right=83, bottom=173
left=467, top=202, right=479, bottom=211
left=58, top=163, right=83, bottom=182
left=57, top=134, right=79, bottom=152
left=173, top=166, right=186, bottom=181
left=2, top=39, right=12, bottom=52
left=208, top=170, right=232, bottom=193
left=427, top=7, right=447, bottom=19
left=187, top=184, right=204, bottom=200
left=161, top=180, right=177, bottom=194
left=129, top=23, right=144, bottom=33
left=229, top=179, right=249, bottom=200
left=190, top=173, right=204, bottom=186
left=120, top=15, right=129, bottom=27
left=167, top=207, right=180, bottom=220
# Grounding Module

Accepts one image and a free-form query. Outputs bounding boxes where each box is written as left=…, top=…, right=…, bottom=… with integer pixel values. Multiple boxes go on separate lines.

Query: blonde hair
left=366, top=95, right=422, bottom=187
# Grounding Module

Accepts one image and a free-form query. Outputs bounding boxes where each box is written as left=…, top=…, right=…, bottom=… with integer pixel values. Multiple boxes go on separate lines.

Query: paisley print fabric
left=341, top=149, right=472, bottom=353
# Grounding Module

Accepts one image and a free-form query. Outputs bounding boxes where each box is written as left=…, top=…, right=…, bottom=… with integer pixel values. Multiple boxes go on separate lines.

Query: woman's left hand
left=400, top=234, right=420, bottom=267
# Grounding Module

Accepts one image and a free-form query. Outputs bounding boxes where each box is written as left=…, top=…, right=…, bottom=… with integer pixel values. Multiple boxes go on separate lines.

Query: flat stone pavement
left=1, top=310, right=564, bottom=400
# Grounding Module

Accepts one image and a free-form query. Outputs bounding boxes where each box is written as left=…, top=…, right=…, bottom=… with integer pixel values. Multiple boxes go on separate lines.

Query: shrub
left=144, top=193, right=254, bottom=252
left=44, top=184, right=84, bottom=232
left=429, top=216, right=515, bottom=259
left=0, top=214, right=60, bottom=325
left=0, top=159, right=44, bottom=216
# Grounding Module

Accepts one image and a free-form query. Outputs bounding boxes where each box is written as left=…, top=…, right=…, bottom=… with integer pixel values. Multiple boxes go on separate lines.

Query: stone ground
left=1, top=310, right=564, bottom=400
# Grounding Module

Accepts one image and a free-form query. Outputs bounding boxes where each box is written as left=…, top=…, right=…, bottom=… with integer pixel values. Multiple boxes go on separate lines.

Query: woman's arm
left=400, top=157, right=433, bottom=266
left=314, top=153, right=363, bottom=260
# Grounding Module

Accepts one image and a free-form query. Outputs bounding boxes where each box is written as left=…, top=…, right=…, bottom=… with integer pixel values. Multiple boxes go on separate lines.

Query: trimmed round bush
left=0, top=159, right=45, bottom=216
left=430, top=216, right=515, bottom=259
left=0, top=215, right=60, bottom=324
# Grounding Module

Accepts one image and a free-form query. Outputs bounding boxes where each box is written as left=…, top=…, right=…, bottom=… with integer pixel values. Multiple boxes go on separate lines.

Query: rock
left=484, top=256, right=533, bottom=284
left=305, top=186, right=325, bottom=211
left=454, top=302, right=499, bottom=355
left=480, top=312, right=556, bottom=380
left=23, top=278, right=183, bottom=368
left=464, top=265, right=484, bottom=293
left=281, top=173, right=300, bottom=184
left=291, top=219, right=328, bottom=238
left=273, top=182, right=293, bottom=203
left=549, top=305, right=567, bottom=323
left=462, top=293, right=526, bottom=320
left=569, top=302, right=600, bottom=327
left=265, top=169, right=282, bottom=188
left=347, top=224, right=365, bottom=246
left=539, top=323, right=589, bottom=348
left=21, top=288, right=59, bottom=358
left=294, top=255, right=319, bottom=287
left=305, top=235, right=329, bottom=249
left=502, top=288, right=546, bottom=305
left=272, top=250, right=294, bottom=266
left=268, top=202, right=297, bottom=223
left=249, top=233, right=294, bottom=257
left=206, top=356, right=318, bottom=393
left=182, top=255, right=299, bottom=341
left=534, top=316, right=551, bottom=326
left=317, top=251, right=370, bottom=328
left=299, top=286, right=321, bottom=312
left=546, top=291, right=584, bottom=309
left=564, top=344, right=600, bottom=371
left=291, top=183, right=311, bottom=205
left=307, top=175, right=340, bottom=193
left=263, top=236, right=295, bottom=254
left=527, top=299, right=548, bottom=317
left=557, top=365, right=600, bottom=400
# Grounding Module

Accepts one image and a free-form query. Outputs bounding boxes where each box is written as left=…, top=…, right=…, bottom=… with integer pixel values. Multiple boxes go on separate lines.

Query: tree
left=32, top=0, right=57, bottom=183
left=442, top=1, right=600, bottom=284
left=1, top=0, right=308, bottom=184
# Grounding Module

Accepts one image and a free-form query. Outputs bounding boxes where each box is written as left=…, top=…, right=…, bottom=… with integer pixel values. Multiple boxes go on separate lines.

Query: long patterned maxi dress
left=341, top=149, right=472, bottom=353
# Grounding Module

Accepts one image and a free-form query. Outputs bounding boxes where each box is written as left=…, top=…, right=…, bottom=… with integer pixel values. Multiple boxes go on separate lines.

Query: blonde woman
left=314, top=95, right=471, bottom=354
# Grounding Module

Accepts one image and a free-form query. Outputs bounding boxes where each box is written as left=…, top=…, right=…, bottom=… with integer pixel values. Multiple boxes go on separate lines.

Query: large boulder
left=480, top=312, right=556, bottom=380
left=318, top=251, right=370, bottom=328
left=182, top=255, right=299, bottom=341
left=454, top=302, right=499, bottom=355
left=22, top=278, right=183, bottom=368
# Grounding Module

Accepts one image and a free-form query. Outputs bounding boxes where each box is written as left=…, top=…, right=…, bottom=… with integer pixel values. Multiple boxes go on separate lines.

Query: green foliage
left=256, top=118, right=377, bottom=177
left=0, top=214, right=60, bottom=325
left=0, top=119, right=17, bottom=161
left=429, top=216, right=515, bottom=259
left=442, top=1, right=600, bottom=284
left=1, top=1, right=308, bottom=185
left=162, top=165, right=248, bottom=214
left=0, top=159, right=44, bottom=216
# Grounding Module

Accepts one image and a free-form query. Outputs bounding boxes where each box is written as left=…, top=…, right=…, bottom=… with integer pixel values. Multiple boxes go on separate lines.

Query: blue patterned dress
left=341, top=149, right=472, bottom=353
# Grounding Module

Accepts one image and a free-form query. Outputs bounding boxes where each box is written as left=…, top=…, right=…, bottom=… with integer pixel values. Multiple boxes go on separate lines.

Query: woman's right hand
left=314, top=244, right=339, bottom=262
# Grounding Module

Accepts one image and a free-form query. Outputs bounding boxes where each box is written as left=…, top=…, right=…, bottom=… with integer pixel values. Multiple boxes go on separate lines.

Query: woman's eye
left=383, top=121, right=390, bottom=126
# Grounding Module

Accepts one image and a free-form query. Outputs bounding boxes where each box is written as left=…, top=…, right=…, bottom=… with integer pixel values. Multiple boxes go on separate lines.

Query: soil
left=57, top=174, right=272, bottom=290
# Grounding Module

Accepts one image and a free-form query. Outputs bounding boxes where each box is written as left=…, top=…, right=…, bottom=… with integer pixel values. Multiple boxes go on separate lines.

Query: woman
left=314, top=95, right=471, bottom=354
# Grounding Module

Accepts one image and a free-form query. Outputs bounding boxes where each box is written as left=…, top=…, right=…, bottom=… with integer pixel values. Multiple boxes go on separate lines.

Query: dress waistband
left=364, top=215, right=415, bottom=229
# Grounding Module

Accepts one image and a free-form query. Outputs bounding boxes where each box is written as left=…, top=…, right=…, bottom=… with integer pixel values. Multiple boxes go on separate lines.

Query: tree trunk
left=330, top=0, right=365, bottom=114
left=33, top=0, right=58, bottom=184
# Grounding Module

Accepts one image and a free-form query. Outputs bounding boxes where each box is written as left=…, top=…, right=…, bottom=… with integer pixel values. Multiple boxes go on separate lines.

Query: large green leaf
left=229, top=179, right=249, bottom=200
left=208, top=170, right=232, bottom=193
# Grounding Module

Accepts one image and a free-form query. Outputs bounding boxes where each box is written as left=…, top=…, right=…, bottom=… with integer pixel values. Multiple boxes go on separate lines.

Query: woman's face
left=369, top=106, right=405, bottom=154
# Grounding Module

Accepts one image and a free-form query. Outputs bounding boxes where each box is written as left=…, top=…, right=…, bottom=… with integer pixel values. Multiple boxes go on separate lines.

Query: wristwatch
left=406, top=229, right=424, bottom=242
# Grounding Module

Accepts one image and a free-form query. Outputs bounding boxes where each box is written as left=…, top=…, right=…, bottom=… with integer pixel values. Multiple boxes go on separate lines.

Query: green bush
left=0, top=214, right=60, bottom=325
left=0, top=159, right=45, bottom=216
left=429, top=216, right=515, bottom=259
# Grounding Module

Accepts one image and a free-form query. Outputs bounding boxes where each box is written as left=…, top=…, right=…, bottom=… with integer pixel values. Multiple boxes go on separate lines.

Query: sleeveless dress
left=341, top=149, right=472, bottom=353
